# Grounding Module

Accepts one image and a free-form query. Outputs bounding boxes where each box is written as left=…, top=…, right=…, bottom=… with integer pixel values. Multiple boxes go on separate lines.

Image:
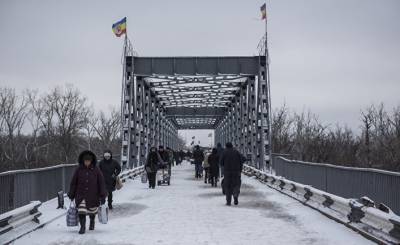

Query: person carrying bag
left=66, top=201, right=78, bottom=227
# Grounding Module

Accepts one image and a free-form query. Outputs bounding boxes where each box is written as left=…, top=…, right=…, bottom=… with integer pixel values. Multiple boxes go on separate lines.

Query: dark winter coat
left=208, top=153, right=220, bottom=177
left=216, top=145, right=224, bottom=166
left=68, top=150, right=107, bottom=208
left=146, top=151, right=159, bottom=173
left=99, top=151, right=122, bottom=193
left=193, top=149, right=204, bottom=164
left=159, top=150, right=169, bottom=166
left=220, top=148, right=245, bottom=174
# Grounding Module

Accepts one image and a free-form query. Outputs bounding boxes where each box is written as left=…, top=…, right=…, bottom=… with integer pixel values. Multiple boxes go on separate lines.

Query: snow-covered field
left=14, top=162, right=372, bottom=245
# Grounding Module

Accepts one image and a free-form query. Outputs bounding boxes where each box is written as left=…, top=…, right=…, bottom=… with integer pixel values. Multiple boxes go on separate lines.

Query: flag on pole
left=260, top=3, right=267, bottom=20
left=112, top=17, right=127, bottom=37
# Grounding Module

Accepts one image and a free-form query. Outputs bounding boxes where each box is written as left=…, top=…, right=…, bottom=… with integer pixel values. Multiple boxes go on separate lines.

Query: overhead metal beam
left=132, top=56, right=263, bottom=76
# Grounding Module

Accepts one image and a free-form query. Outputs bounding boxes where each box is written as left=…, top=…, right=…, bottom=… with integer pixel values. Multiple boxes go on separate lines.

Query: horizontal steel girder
left=130, top=56, right=264, bottom=76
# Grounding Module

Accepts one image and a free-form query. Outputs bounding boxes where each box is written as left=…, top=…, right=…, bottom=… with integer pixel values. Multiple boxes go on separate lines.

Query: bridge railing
left=273, top=156, right=400, bottom=215
left=0, top=164, right=77, bottom=215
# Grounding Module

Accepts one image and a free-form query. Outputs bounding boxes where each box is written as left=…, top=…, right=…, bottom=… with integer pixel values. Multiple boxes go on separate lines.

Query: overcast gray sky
left=1, top=0, right=399, bottom=146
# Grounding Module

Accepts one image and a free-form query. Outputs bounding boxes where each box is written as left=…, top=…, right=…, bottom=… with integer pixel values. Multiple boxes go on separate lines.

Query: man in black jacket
left=193, top=145, right=204, bottom=179
left=220, top=142, right=245, bottom=206
left=99, top=150, right=121, bottom=209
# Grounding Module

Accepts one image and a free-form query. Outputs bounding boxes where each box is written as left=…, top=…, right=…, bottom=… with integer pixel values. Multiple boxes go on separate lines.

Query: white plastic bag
left=66, top=201, right=78, bottom=227
left=98, top=204, right=108, bottom=224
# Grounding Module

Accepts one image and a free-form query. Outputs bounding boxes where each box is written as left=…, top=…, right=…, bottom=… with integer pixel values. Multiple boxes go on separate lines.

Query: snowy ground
left=14, top=161, right=372, bottom=245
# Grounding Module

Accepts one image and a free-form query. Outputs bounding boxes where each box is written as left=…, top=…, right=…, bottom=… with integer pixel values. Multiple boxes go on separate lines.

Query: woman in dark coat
left=99, top=150, right=121, bottom=210
left=68, top=150, right=107, bottom=234
left=146, top=147, right=159, bottom=189
left=208, top=148, right=220, bottom=187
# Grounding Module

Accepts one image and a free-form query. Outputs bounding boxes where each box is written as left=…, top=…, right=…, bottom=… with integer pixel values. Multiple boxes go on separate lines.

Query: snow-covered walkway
left=15, top=162, right=372, bottom=245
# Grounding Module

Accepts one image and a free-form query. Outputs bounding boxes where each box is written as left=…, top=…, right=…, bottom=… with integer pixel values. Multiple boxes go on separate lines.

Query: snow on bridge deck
left=15, top=162, right=372, bottom=245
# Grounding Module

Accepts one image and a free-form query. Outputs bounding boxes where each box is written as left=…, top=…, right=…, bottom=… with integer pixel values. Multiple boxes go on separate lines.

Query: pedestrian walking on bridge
left=203, top=150, right=211, bottom=183
left=220, top=143, right=245, bottom=206
left=146, top=147, right=159, bottom=189
left=99, top=150, right=121, bottom=210
left=208, top=148, right=220, bottom=187
left=68, top=150, right=107, bottom=234
left=193, top=145, right=204, bottom=179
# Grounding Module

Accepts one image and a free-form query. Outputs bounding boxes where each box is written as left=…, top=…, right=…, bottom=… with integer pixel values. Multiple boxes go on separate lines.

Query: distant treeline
left=0, top=85, right=121, bottom=172
left=272, top=104, right=400, bottom=172
left=1, top=85, right=399, bottom=172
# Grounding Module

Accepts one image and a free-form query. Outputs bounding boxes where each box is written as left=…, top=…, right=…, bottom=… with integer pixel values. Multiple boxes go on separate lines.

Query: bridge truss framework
left=120, top=55, right=272, bottom=171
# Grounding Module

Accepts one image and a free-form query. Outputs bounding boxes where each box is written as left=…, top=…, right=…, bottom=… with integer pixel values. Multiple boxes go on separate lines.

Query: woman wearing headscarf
left=68, top=150, right=107, bottom=234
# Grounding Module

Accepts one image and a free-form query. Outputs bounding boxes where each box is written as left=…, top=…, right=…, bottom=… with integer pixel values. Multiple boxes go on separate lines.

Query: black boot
left=78, top=214, right=86, bottom=234
left=234, top=197, right=239, bottom=205
left=226, top=196, right=232, bottom=206
left=89, top=215, right=95, bottom=230
left=108, top=193, right=113, bottom=210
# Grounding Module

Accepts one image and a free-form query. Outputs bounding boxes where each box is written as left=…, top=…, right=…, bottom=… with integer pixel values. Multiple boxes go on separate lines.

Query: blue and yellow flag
left=112, top=17, right=127, bottom=37
left=260, top=3, right=266, bottom=20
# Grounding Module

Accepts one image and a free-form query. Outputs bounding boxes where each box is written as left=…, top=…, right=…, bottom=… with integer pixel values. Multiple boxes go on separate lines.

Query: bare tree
left=91, top=107, right=121, bottom=151
left=47, top=85, right=90, bottom=163
left=0, top=87, right=28, bottom=166
left=82, top=108, right=96, bottom=151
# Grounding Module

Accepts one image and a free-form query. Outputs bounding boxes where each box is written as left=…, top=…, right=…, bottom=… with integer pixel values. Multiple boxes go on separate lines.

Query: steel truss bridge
left=120, top=54, right=272, bottom=170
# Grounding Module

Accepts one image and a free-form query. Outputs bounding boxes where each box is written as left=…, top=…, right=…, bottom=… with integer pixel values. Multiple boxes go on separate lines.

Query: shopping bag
left=98, top=204, right=109, bottom=224
left=116, top=176, right=123, bottom=190
left=66, top=201, right=78, bottom=227
left=141, top=172, right=148, bottom=183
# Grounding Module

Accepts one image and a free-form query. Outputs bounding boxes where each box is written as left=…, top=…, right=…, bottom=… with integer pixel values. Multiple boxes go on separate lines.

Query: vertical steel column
left=160, top=108, right=165, bottom=147
left=226, top=107, right=231, bottom=145
left=255, top=76, right=262, bottom=170
left=242, top=79, right=248, bottom=164
left=130, top=76, right=139, bottom=168
left=234, top=94, right=241, bottom=149
left=121, top=56, right=136, bottom=169
left=230, top=103, right=236, bottom=146
left=258, top=60, right=271, bottom=171
left=136, top=77, right=146, bottom=166
left=239, top=83, right=247, bottom=156
left=247, top=77, right=257, bottom=168
left=214, top=126, right=219, bottom=146
left=148, top=94, right=156, bottom=149
left=154, top=101, right=160, bottom=148
left=143, top=86, right=150, bottom=162
left=166, top=119, right=170, bottom=148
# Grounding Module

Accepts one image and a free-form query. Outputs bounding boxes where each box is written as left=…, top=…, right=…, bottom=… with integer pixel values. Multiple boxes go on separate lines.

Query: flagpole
left=264, top=3, right=273, bottom=173
left=120, top=22, right=128, bottom=168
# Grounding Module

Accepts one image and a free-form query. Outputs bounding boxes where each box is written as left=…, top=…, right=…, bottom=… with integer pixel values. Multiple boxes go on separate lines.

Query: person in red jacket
left=68, top=150, right=107, bottom=234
